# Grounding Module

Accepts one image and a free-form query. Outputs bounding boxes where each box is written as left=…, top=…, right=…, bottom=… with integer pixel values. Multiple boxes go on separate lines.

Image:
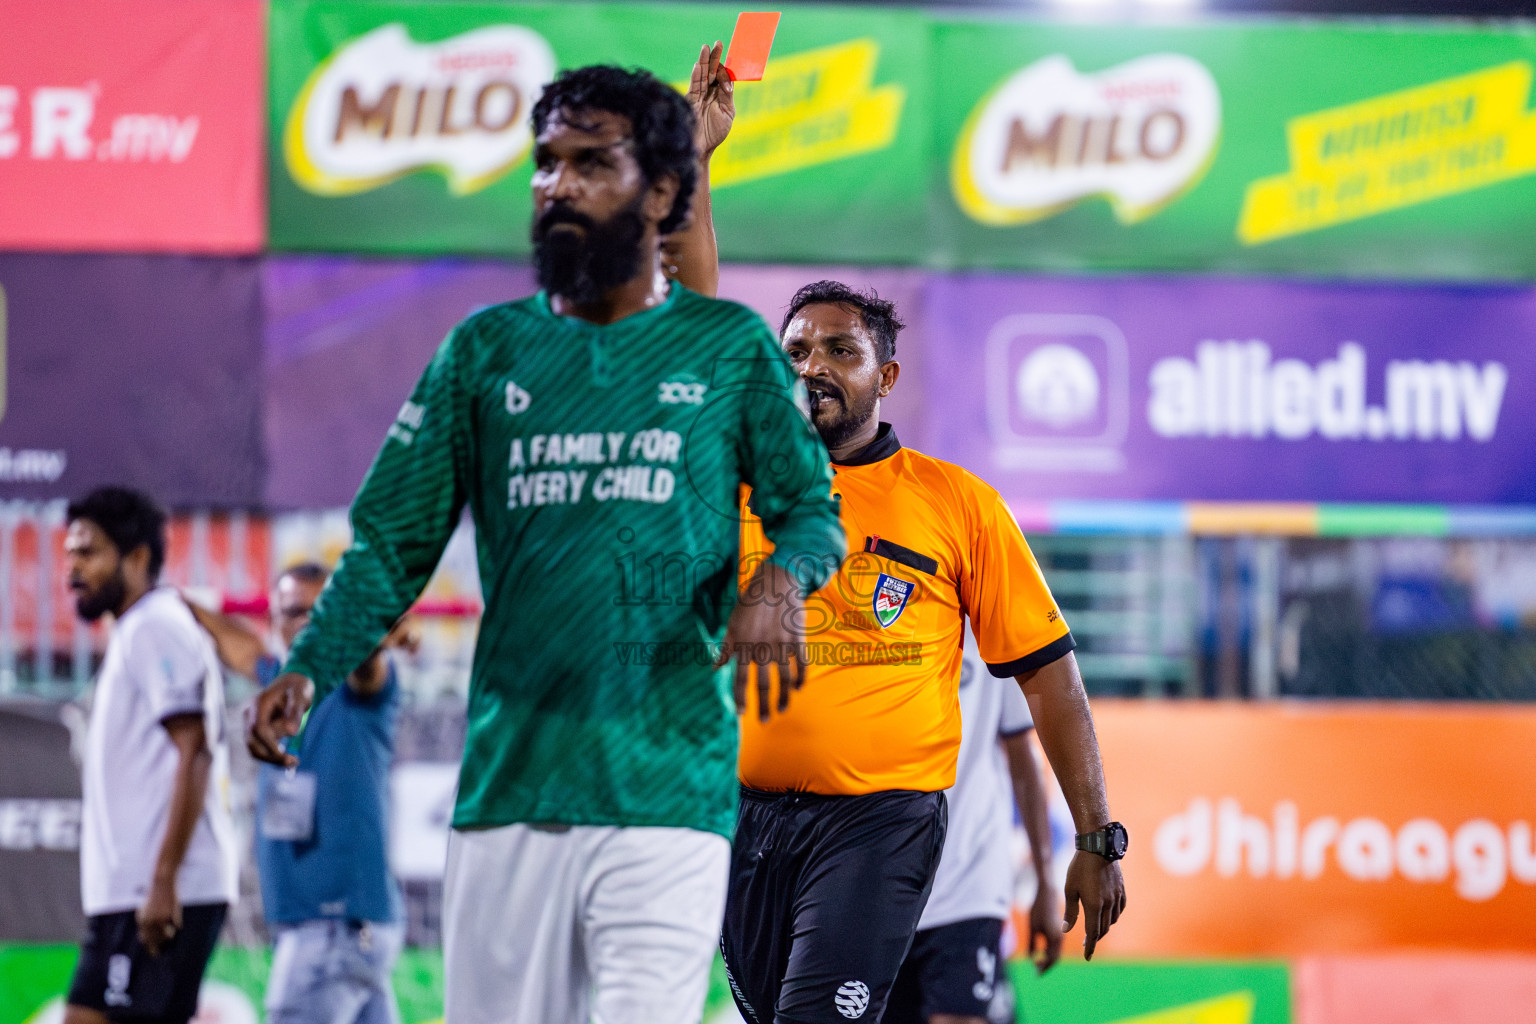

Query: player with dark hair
left=780, top=280, right=902, bottom=363
left=63, top=487, right=237, bottom=1024
left=675, top=53, right=1126, bottom=1024
left=190, top=563, right=415, bottom=1024
left=247, top=64, right=844, bottom=1024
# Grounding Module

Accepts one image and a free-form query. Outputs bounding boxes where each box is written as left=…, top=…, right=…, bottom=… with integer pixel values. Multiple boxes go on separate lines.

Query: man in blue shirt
left=193, top=563, right=415, bottom=1024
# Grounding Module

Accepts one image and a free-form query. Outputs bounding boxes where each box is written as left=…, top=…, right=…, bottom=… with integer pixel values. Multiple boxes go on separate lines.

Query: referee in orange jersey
left=728, top=284, right=1127, bottom=1024
left=673, top=47, right=1127, bottom=1024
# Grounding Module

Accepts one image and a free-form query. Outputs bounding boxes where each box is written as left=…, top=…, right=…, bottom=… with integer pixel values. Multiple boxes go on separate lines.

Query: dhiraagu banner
left=935, top=18, right=1536, bottom=280
left=268, top=0, right=929, bottom=262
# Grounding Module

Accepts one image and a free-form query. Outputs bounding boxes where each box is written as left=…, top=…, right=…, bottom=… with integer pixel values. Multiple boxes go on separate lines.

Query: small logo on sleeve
left=387, top=400, right=427, bottom=445
left=873, top=573, right=914, bottom=628
left=835, top=980, right=870, bottom=1018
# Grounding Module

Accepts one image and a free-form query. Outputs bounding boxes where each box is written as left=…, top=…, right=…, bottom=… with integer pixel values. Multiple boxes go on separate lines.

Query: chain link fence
left=8, top=499, right=1536, bottom=703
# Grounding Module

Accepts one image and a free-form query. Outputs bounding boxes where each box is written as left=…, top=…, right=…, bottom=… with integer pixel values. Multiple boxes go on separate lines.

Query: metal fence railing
left=1026, top=533, right=1197, bottom=697
left=7, top=501, right=1536, bottom=703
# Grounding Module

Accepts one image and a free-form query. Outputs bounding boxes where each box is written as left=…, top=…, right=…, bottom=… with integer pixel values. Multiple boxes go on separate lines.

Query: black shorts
left=722, top=787, right=947, bottom=1024
left=67, top=902, right=227, bottom=1023
left=885, top=917, right=1015, bottom=1024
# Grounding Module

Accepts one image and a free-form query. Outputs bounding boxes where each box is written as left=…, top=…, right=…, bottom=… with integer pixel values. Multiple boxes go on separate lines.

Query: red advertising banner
left=1095, top=702, right=1536, bottom=956
left=0, top=0, right=264, bottom=253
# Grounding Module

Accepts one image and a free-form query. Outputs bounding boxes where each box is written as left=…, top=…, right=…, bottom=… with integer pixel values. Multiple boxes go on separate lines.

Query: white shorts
left=442, top=822, right=730, bottom=1024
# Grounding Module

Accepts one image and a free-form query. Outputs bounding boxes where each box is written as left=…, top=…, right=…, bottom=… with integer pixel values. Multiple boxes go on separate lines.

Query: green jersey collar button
left=589, top=335, right=614, bottom=387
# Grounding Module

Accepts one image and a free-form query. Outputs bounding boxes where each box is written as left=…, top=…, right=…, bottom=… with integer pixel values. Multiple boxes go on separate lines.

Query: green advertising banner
left=268, top=2, right=1536, bottom=280
left=1011, top=960, right=1291, bottom=1024
left=0, top=944, right=1290, bottom=1024
left=0, top=944, right=448, bottom=1024
left=268, top=0, right=930, bottom=263
left=934, top=19, right=1536, bottom=279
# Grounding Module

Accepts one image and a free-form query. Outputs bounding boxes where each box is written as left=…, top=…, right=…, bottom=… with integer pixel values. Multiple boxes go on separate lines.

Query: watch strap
left=1075, top=829, right=1107, bottom=856
left=1076, top=822, right=1127, bottom=861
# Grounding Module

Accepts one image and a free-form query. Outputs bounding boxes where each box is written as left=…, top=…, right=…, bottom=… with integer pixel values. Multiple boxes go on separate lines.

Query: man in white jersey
left=885, top=637, right=1067, bottom=1024
left=62, top=487, right=238, bottom=1024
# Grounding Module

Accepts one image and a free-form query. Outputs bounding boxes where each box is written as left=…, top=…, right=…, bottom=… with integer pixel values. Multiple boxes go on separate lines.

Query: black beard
left=532, top=198, right=647, bottom=305
left=813, top=387, right=880, bottom=453
left=75, top=570, right=126, bottom=622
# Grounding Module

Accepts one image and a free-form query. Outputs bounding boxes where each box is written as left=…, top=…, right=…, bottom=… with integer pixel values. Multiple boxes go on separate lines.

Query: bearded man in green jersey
left=247, top=65, right=845, bottom=1024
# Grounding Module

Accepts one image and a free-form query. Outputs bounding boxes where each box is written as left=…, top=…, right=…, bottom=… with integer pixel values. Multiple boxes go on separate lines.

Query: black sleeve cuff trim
left=987, top=632, right=1076, bottom=678
left=998, top=725, right=1035, bottom=739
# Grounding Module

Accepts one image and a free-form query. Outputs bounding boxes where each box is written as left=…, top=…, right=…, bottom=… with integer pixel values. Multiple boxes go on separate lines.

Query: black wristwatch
left=1076, top=821, right=1129, bottom=861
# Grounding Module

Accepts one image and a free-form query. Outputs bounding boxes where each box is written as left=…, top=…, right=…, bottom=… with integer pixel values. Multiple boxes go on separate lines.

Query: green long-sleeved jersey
left=285, top=286, right=845, bottom=838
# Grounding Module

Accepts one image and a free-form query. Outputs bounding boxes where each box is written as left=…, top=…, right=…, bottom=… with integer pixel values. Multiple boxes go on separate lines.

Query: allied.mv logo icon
left=985, top=313, right=1130, bottom=473
left=1017, top=343, right=1100, bottom=429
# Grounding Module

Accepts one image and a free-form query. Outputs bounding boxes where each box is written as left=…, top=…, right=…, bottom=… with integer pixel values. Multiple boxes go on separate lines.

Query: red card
left=722, top=12, right=781, bottom=82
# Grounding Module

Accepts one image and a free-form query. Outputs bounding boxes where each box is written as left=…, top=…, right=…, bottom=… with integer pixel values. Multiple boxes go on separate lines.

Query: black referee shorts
left=722, top=786, right=947, bottom=1024
left=66, top=902, right=226, bottom=1024
left=885, top=917, right=1015, bottom=1024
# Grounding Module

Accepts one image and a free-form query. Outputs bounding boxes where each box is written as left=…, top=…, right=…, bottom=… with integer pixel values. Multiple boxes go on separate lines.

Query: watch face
left=1109, top=823, right=1129, bottom=858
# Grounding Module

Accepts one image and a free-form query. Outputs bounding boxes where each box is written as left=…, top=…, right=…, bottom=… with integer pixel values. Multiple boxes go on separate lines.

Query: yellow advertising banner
left=1238, top=62, right=1536, bottom=244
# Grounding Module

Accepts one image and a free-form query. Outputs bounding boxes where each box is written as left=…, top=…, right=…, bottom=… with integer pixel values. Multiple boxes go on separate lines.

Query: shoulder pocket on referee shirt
left=864, top=536, right=939, bottom=577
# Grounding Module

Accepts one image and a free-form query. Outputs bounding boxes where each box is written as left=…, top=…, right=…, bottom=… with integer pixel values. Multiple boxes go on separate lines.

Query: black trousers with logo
left=885, top=916, right=1014, bottom=1024
left=722, top=787, right=947, bottom=1024
left=67, top=902, right=227, bottom=1023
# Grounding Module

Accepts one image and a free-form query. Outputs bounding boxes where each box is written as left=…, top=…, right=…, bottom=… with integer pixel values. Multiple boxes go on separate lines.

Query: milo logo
left=952, top=53, right=1221, bottom=226
left=284, top=23, right=556, bottom=196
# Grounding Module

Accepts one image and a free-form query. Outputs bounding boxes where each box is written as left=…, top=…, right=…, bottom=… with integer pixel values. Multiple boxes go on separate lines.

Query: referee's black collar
left=833, top=422, right=902, bottom=467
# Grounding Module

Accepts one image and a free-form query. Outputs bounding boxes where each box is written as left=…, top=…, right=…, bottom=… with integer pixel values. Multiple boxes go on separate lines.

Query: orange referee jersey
left=739, top=423, right=1073, bottom=795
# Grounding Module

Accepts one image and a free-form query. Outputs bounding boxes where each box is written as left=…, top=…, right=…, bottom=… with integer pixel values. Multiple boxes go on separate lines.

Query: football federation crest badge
left=873, top=573, right=914, bottom=628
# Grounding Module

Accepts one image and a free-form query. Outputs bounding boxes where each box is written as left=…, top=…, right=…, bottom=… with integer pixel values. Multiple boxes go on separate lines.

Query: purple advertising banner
left=263, top=258, right=928, bottom=508
left=0, top=255, right=264, bottom=506
left=266, top=260, right=1536, bottom=508
left=923, top=276, right=1536, bottom=504
left=263, top=256, right=533, bottom=509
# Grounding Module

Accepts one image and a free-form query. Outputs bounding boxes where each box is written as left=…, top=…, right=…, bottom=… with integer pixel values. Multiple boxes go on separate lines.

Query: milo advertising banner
left=268, top=0, right=929, bottom=262
left=935, top=19, right=1536, bottom=279
left=270, top=3, right=1536, bottom=280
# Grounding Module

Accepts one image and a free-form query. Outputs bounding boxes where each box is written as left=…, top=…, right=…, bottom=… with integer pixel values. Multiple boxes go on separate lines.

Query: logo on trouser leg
left=105, top=953, right=132, bottom=1007
left=721, top=945, right=760, bottom=1024
left=835, top=980, right=871, bottom=1019
left=973, top=945, right=998, bottom=1000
